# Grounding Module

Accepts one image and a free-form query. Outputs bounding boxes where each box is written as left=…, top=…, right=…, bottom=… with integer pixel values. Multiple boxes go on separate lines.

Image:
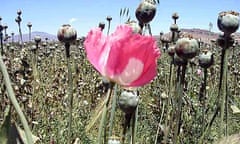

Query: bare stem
left=98, top=83, right=114, bottom=144
left=65, top=43, right=74, bottom=144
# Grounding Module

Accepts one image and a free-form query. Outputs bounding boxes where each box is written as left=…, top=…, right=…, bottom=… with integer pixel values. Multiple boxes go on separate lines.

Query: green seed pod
left=34, top=35, right=41, bottom=43
left=42, top=42, right=47, bottom=47
left=57, top=24, right=77, bottom=43
left=173, top=53, right=188, bottom=66
left=217, top=34, right=234, bottom=48
left=167, top=45, right=175, bottom=57
left=198, top=50, right=214, bottom=68
left=217, top=11, right=239, bottom=36
left=17, top=10, right=22, bottom=15
left=98, top=22, right=105, bottom=31
left=170, top=24, right=179, bottom=32
left=118, top=90, right=139, bottom=114
left=175, top=37, right=199, bottom=60
left=106, top=16, right=112, bottom=21
left=34, top=36, right=41, bottom=43
left=135, top=0, right=156, bottom=24
left=172, top=12, right=179, bottom=21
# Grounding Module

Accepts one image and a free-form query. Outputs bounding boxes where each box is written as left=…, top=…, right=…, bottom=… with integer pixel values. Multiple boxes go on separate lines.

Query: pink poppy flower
left=84, top=24, right=160, bottom=87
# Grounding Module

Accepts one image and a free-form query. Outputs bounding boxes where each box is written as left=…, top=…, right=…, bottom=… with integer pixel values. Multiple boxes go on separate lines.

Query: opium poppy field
left=0, top=1, right=240, bottom=144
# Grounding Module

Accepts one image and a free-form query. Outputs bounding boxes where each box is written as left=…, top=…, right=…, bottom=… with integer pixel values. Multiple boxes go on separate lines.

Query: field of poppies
left=1, top=0, right=240, bottom=144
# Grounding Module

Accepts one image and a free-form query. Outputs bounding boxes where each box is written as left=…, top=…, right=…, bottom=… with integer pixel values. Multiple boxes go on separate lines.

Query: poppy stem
left=163, top=56, right=174, bottom=143
left=108, top=84, right=118, bottom=138
left=65, top=42, right=74, bottom=144
left=98, top=83, right=114, bottom=144
left=218, top=35, right=230, bottom=137
left=131, top=103, right=138, bottom=144
left=173, top=64, right=187, bottom=143
left=0, top=30, right=3, bottom=55
left=17, top=22, right=23, bottom=48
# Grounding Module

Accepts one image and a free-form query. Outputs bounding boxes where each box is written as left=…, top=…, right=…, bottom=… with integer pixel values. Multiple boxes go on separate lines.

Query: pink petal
left=84, top=28, right=108, bottom=75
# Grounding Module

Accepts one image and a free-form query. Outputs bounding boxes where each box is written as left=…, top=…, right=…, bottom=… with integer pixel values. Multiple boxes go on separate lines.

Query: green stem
left=0, top=31, right=3, bottom=55
left=65, top=43, right=74, bottom=144
left=98, top=83, right=114, bottom=144
left=163, top=57, right=174, bottom=144
left=219, top=36, right=230, bottom=137
left=107, top=21, right=111, bottom=36
left=0, top=53, right=33, bottom=143
left=173, top=64, right=187, bottom=144
left=131, top=104, right=138, bottom=144
left=18, top=23, right=23, bottom=48
left=154, top=101, right=166, bottom=144
left=108, top=85, right=118, bottom=137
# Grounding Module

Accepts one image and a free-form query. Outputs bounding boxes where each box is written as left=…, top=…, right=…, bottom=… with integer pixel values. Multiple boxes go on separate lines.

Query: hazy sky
left=1, top=0, right=240, bottom=37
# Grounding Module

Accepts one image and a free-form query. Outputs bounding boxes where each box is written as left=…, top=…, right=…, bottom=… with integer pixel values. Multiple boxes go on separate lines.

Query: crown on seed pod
left=217, top=11, right=240, bottom=36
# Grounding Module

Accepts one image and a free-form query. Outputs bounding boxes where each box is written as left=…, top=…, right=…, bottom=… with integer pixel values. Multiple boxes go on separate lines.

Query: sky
left=1, top=0, right=240, bottom=37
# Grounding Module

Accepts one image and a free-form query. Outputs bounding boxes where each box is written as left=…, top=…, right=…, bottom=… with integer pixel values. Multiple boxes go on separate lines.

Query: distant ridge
left=155, top=28, right=240, bottom=44
left=11, top=31, right=57, bottom=42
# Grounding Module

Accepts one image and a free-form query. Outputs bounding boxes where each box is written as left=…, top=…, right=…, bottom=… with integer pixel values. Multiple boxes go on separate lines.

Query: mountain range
left=10, top=31, right=57, bottom=42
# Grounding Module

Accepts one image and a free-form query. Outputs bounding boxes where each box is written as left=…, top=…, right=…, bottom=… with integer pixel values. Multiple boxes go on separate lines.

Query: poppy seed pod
left=175, top=37, right=199, bottom=60
left=34, top=35, right=41, bottom=43
left=118, top=90, right=139, bottom=114
left=173, top=54, right=188, bottom=66
left=57, top=24, right=77, bottom=43
left=198, top=50, right=214, bottom=68
left=126, top=20, right=142, bottom=34
left=0, top=25, right=3, bottom=31
left=42, top=42, right=47, bottom=47
left=167, top=46, right=175, bottom=57
left=27, top=22, right=32, bottom=28
left=15, top=17, right=21, bottom=23
left=217, top=11, right=240, bottom=36
left=17, top=10, right=22, bottom=15
left=172, top=12, right=179, bottom=21
left=170, top=24, right=179, bottom=32
left=31, top=45, right=37, bottom=51
left=135, top=0, right=156, bottom=24
left=217, top=34, right=235, bottom=48
left=106, top=16, right=112, bottom=21
left=98, top=22, right=105, bottom=31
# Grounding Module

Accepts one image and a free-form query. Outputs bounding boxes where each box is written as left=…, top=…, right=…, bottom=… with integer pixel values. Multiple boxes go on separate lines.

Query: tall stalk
left=65, top=43, right=74, bottom=144
left=0, top=29, right=3, bottom=55
left=219, top=39, right=229, bottom=136
left=173, top=64, right=187, bottom=143
left=98, top=83, right=114, bottom=144
left=108, top=85, right=118, bottom=138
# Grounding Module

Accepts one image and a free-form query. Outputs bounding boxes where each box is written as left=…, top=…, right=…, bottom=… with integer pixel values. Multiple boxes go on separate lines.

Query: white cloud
left=69, top=18, right=78, bottom=24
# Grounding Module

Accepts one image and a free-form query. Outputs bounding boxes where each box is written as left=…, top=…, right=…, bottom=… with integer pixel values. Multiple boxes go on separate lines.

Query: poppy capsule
left=57, top=24, right=77, bottom=43
left=135, top=0, right=156, bottom=24
left=217, top=11, right=239, bottom=36
left=175, top=37, right=199, bottom=60
left=118, top=90, right=139, bottom=114
left=198, top=50, right=214, bottom=68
